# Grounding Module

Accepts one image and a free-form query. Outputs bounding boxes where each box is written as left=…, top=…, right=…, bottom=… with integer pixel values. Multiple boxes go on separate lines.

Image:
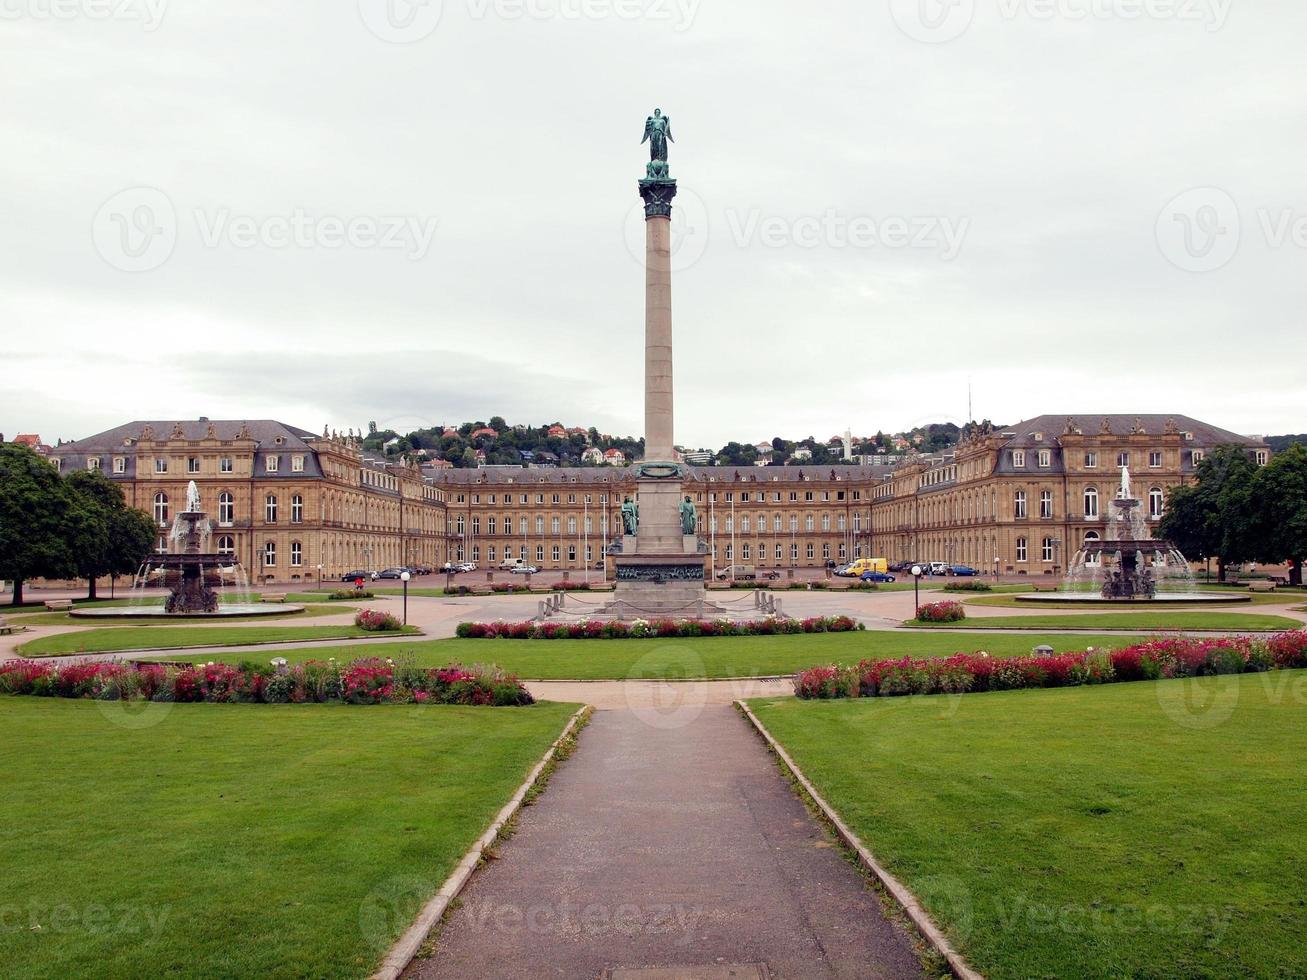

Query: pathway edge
left=371, top=703, right=591, bottom=980
left=736, top=698, right=985, bottom=980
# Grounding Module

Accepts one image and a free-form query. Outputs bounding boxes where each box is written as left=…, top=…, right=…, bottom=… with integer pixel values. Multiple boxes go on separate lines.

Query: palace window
left=265, top=495, right=278, bottom=523
left=741, top=516, right=751, bottom=533
left=1084, top=452, right=1098, bottom=468
left=291, top=455, right=304, bottom=472
left=551, top=517, right=560, bottom=534
left=775, top=544, right=783, bottom=561
left=1012, top=450, right=1025, bottom=467
left=822, top=543, right=831, bottom=559
left=188, top=457, right=200, bottom=474
left=1084, top=487, right=1099, bottom=518
left=1191, top=450, right=1204, bottom=465
left=153, top=492, right=169, bottom=526
left=1014, top=491, right=1027, bottom=519
left=218, top=492, right=234, bottom=526
left=1040, top=490, right=1053, bottom=519
left=266, top=455, right=279, bottom=473
left=87, top=457, right=101, bottom=471
left=216, top=535, right=234, bottom=556
left=472, top=518, right=481, bottom=535
left=1149, top=487, right=1164, bottom=519
left=155, top=458, right=168, bottom=473
left=552, top=545, right=560, bottom=562
left=741, top=543, right=751, bottom=560
left=1016, top=537, right=1028, bottom=562
left=1149, top=451, right=1162, bottom=468
left=1042, top=537, right=1054, bottom=563
left=290, top=541, right=302, bottom=567
left=264, top=541, right=276, bottom=567
left=805, top=515, right=814, bottom=532
left=821, top=514, right=831, bottom=531
left=487, top=517, right=497, bottom=535
left=535, top=516, right=544, bottom=534
left=487, top=545, right=496, bottom=562
left=113, top=457, right=125, bottom=473
left=806, top=543, right=815, bottom=559
left=1256, top=450, right=1269, bottom=466
left=1117, top=452, right=1130, bottom=469
left=567, top=516, right=577, bottom=534
left=1084, top=531, right=1101, bottom=565
left=568, top=545, right=576, bottom=562
left=536, top=545, right=545, bottom=562
left=1038, top=449, right=1051, bottom=468
left=291, top=495, right=303, bottom=524
left=456, top=515, right=465, bottom=534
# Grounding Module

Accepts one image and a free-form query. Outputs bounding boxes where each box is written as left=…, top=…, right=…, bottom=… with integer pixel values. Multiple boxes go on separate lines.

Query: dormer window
left=1038, top=449, right=1051, bottom=468
left=113, top=457, right=126, bottom=474
left=291, top=455, right=304, bottom=473
left=1012, top=450, right=1025, bottom=468
left=265, top=455, right=279, bottom=473
left=87, top=457, right=101, bottom=471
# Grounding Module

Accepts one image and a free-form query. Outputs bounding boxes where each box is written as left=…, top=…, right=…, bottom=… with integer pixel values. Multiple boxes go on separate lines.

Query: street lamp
left=911, top=564, right=923, bottom=618
left=316, top=563, right=323, bottom=592
left=993, top=556, right=1000, bottom=583
left=400, top=570, right=411, bottom=625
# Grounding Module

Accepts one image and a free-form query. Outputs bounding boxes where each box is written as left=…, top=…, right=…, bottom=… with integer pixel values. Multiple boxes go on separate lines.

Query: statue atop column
left=621, top=496, right=640, bottom=535
left=642, top=108, right=673, bottom=178
left=679, top=496, right=697, bottom=535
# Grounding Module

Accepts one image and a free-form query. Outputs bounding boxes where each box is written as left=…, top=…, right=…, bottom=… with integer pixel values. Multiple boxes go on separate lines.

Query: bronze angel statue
left=642, top=109, right=673, bottom=170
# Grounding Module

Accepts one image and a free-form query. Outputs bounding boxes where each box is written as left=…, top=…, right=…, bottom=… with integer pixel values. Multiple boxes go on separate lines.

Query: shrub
left=355, top=609, right=402, bottom=632
left=452, top=615, right=860, bottom=640
left=794, top=665, right=858, bottom=700
left=944, top=581, right=992, bottom=593
left=329, top=589, right=373, bottom=600
left=917, top=601, right=966, bottom=623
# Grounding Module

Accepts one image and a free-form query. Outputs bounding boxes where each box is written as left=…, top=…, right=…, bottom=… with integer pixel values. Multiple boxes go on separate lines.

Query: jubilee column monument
left=601, top=109, right=723, bottom=618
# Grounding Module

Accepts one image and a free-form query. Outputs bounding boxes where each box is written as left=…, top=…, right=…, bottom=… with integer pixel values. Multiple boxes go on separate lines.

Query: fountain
left=1018, top=466, right=1250, bottom=604
left=71, top=481, right=305, bottom=619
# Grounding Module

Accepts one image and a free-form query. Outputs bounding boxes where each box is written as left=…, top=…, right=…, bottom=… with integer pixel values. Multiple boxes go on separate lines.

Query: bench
left=0, top=618, right=12, bottom=636
left=44, top=599, right=73, bottom=611
left=1248, top=581, right=1278, bottom=593
left=1032, top=584, right=1059, bottom=593
left=261, top=593, right=288, bottom=603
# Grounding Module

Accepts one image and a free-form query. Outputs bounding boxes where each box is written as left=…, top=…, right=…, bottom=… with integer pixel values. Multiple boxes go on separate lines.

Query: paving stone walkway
left=409, top=699, right=923, bottom=980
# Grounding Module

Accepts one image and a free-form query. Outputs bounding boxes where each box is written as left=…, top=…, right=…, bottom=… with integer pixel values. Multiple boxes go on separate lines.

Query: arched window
left=218, top=492, right=234, bottom=526
left=1084, top=487, right=1099, bottom=519
left=291, top=494, right=303, bottom=524
left=153, top=492, right=169, bottom=526
left=265, top=494, right=278, bottom=523
left=216, top=535, right=235, bottom=556
left=1148, top=487, right=1164, bottom=519
left=1084, top=530, right=1101, bottom=566
left=1014, top=490, right=1027, bottom=518
left=1040, top=490, right=1053, bottom=519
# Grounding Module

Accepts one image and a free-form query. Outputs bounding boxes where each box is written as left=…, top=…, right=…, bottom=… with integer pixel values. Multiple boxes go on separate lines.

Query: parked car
left=377, top=567, right=407, bottom=580
left=888, top=560, right=915, bottom=573
left=860, top=570, right=897, bottom=583
left=927, top=562, right=949, bottom=576
left=948, top=564, right=980, bottom=577
left=440, top=562, right=461, bottom=574
left=509, top=564, right=539, bottom=575
left=340, top=570, right=378, bottom=582
left=498, top=557, right=528, bottom=571
left=760, top=570, right=782, bottom=581
left=457, top=562, right=477, bottom=573
left=716, top=564, right=757, bottom=581
left=412, top=565, right=433, bottom=576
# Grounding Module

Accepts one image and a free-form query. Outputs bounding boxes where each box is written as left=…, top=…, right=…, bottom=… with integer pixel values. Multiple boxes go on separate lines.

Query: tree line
left=1159, top=444, right=1307, bottom=585
left=0, top=443, right=156, bottom=606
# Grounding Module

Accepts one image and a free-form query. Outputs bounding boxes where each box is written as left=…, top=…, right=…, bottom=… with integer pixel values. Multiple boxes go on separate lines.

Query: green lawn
left=18, top=624, right=420, bottom=657
left=967, top=592, right=1295, bottom=609
left=751, top=672, right=1307, bottom=978
left=904, top=612, right=1302, bottom=632
left=7, top=604, right=350, bottom=627
left=0, top=698, right=577, bottom=979
left=155, top=632, right=1152, bottom=679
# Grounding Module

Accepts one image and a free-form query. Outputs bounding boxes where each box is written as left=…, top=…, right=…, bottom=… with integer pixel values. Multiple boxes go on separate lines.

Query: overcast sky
left=3, top=0, right=1305, bottom=449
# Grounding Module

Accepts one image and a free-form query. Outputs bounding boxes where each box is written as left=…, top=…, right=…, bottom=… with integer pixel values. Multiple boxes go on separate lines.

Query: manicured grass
left=8, top=604, right=350, bottom=627
left=750, top=673, right=1307, bottom=978
left=904, top=612, right=1302, bottom=632
left=156, top=632, right=1151, bottom=680
left=967, top=592, right=1296, bottom=609
left=0, top=697, right=577, bottom=979
left=17, top=624, right=420, bottom=657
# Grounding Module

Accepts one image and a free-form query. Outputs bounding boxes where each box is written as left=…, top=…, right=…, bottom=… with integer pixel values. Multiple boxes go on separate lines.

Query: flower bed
left=943, top=581, right=992, bottom=593
left=916, top=600, right=966, bottom=623
left=354, top=609, right=402, bottom=632
left=329, top=589, right=373, bottom=600
left=793, top=631, right=1307, bottom=700
left=455, top=614, right=861, bottom=640
left=0, top=657, right=534, bottom=707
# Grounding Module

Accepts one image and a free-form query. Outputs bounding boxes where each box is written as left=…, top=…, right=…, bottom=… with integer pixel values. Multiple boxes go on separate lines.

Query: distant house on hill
left=13, top=434, right=51, bottom=455
left=603, top=448, right=626, bottom=466
left=469, top=427, right=497, bottom=442
left=547, top=424, right=568, bottom=438
left=581, top=447, right=604, bottom=465
left=791, top=447, right=813, bottom=462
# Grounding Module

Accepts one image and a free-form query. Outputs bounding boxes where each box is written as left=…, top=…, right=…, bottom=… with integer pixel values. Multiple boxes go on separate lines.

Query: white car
left=457, top=562, right=477, bottom=573
left=509, top=565, right=539, bottom=574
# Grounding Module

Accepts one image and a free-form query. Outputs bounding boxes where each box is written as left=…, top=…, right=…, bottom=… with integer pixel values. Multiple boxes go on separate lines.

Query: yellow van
left=842, top=558, right=888, bottom=577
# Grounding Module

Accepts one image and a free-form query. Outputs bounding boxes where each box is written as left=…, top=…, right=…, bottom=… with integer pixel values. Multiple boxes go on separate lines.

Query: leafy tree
left=1159, top=446, right=1258, bottom=581
left=0, top=444, right=75, bottom=605
left=1249, top=443, right=1307, bottom=586
left=64, top=470, right=155, bottom=600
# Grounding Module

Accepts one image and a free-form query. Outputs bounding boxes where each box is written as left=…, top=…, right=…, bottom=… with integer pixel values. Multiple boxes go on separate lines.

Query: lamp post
left=911, top=564, right=923, bottom=618
left=400, top=570, right=410, bottom=626
left=993, top=556, right=1000, bottom=583
left=316, top=563, right=323, bottom=592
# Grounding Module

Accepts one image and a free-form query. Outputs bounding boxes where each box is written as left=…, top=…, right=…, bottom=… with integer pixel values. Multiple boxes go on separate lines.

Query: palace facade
left=45, top=414, right=1267, bottom=582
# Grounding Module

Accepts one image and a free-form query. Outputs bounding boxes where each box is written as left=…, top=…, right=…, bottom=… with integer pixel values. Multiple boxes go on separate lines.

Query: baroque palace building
left=46, top=414, right=1267, bottom=582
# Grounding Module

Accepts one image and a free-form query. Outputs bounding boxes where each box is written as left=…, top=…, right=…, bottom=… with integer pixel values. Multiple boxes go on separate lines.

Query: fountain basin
left=70, top=604, right=306, bottom=619
left=1015, top=592, right=1251, bottom=605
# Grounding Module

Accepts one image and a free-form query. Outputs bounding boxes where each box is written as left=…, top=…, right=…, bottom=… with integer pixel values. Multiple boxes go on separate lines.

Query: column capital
left=638, top=177, right=678, bottom=219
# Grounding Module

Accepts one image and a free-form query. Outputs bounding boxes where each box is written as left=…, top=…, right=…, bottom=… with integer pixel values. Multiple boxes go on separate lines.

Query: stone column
left=644, top=214, right=674, bottom=463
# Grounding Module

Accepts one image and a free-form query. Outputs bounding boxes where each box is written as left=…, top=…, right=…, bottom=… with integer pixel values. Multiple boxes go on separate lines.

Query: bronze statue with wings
left=642, top=108, right=673, bottom=164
